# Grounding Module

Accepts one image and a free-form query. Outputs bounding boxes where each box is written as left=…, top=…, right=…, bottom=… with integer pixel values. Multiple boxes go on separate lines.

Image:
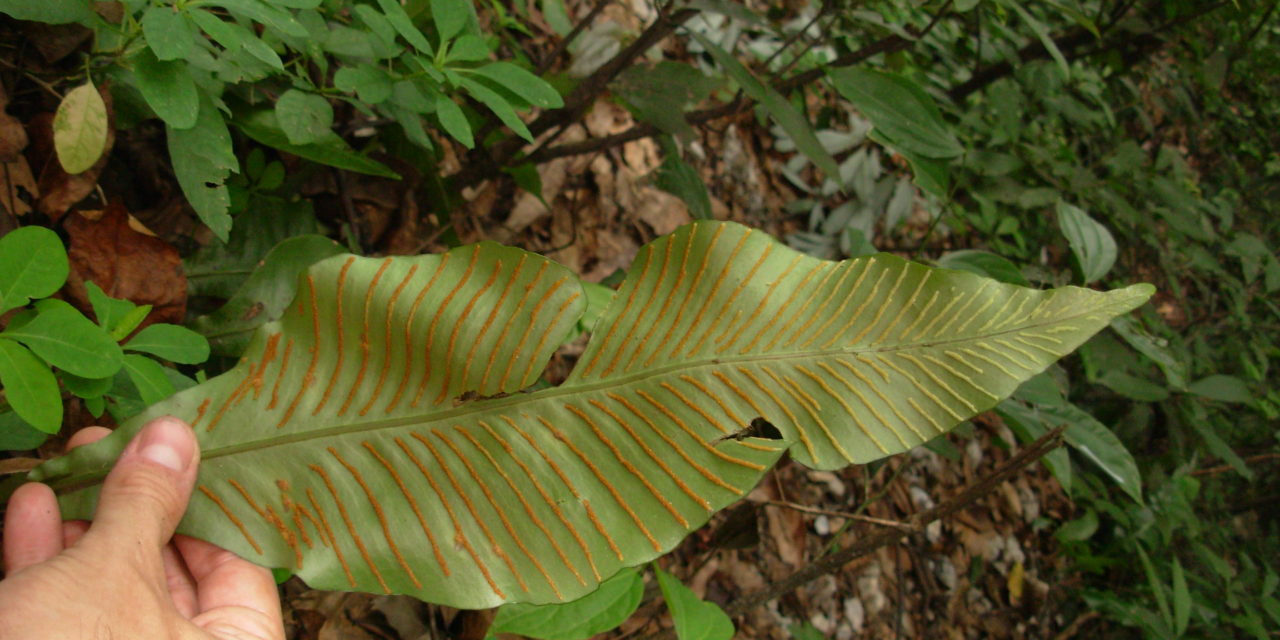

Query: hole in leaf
left=719, top=417, right=783, bottom=443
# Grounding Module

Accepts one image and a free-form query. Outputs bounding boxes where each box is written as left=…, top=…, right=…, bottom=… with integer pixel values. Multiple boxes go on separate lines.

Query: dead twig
left=753, top=499, right=913, bottom=532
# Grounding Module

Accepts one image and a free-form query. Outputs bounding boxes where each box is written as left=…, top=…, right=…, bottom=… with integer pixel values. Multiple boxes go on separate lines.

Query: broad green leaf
left=276, top=90, right=335, bottom=145
left=1037, top=403, right=1142, bottom=502
left=0, top=338, right=61, bottom=433
left=691, top=32, right=840, bottom=181
left=936, top=250, right=1029, bottom=286
left=433, top=93, right=475, bottom=148
left=656, top=566, right=734, bottom=640
left=85, top=281, right=146, bottom=339
left=169, top=96, right=238, bottom=241
left=1096, top=370, right=1168, bottom=402
left=1109, top=316, right=1187, bottom=390
left=207, top=0, right=307, bottom=38
left=1186, top=374, right=1252, bottom=404
left=334, top=65, right=394, bottom=104
left=431, top=0, right=468, bottom=41
left=0, top=410, right=51, bottom=450
left=125, top=324, right=211, bottom=364
left=0, top=226, right=69, bottom=315
left=53, top=81, right=109, bottom=174
left=488, top=567, right=643, bottom=639
left=463, top=63, right=563, bottom=109
left=996, top=400, right=1071, bottom=492
left=448, top=34, right=491, bottom=62
left=0, top=0, right=94, bottom=24
left=1054, top=508, right=1098, bottom=542
left=133, top=48, right=200, bottom=129
left=0, top=299, right=123, bottom=378
left=376, top=0, right=434, bottom=53
left=828, top=68, right=964, bottom=159
left=1056, top=201, right=1117, bottom=283
left=190, top=9, right=284, bottom=70
left=29, top=222, right=1150, bottom=609
left=141, top=8, right=195, bottom=60
left=190, top=234, right=345, bottom=357
left=122, top=353, right=176, bottom=406
left=234, top=108, right=401, bottom=179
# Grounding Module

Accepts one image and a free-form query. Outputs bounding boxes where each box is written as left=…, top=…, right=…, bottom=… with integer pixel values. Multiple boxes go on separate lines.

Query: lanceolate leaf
left=28, top=222, right=1152, bottom=609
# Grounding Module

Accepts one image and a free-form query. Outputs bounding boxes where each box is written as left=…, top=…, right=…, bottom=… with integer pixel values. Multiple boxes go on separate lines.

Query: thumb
left=83, top=416, right=200, bottom=555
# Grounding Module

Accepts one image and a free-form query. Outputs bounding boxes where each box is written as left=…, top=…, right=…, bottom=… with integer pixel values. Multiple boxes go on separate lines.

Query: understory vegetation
left=0, top=0, right=1277, bottom=637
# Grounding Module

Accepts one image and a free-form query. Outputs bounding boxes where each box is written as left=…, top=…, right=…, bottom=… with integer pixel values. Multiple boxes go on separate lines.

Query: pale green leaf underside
left=31, top=222, right=1152, bottom=609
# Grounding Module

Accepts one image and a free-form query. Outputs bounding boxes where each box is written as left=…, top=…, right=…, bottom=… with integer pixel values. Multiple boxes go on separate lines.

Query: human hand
left=0, top=416, right=285, bottom=639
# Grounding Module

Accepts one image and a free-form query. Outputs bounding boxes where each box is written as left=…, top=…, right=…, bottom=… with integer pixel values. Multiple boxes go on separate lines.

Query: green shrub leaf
left=125, top=324, right=211, bottom=364
left=489, top=567, right=643, bottom=640
left=0, top=226, right=69, bottom=315
left=376, top=0, right=435, bottom=53
left=169, top=96, right=238, bottom=241
left=141, top=7, right=195, bottom=60
left=936, top=250, right=1029, bottom=286
left=1056, top=201, right=1117, bottom=284
left=1, top=299, right=123, bottom=378
left=53, top=81, right=109, bottom=175
left=829, top=68, right=964, bottom=159
left=0, top=0, right=94, bottom=24
left=656, top=566, right=734, bottom=640
left=234, top=108, right=401, bottom=179
left=433, top=93, right=475, bottom=148
left=0, top=338, right=61, bottom=433
left=334, top=65, right=394, bottom=104
left=1038, top=403, right=1142, bottom=502
left=133, top=48, right=200, bottom=129
left=276, top=90, right=335, bottom=145
left=431, top=0, right=469, bottom=42
left=0, top=410, right=51, bottom=450
left=122, top=353, right=176, bottom=406
left=461, top=77, right=534, bottom=141
left=1186, top=374, right=1253, bottom=404
left=463, top=63, right=563, bottom=109
left=29, top=222, right=1151, bottom=608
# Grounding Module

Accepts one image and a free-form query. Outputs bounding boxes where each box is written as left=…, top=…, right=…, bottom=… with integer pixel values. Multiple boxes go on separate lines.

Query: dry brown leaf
left=64, top=200, right=186, bottom=326
left=0, top=158, right=38, bottom=217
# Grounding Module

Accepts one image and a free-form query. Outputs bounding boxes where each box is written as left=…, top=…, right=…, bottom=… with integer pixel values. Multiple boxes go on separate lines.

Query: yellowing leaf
left=53, top=82, right=109, bottom=175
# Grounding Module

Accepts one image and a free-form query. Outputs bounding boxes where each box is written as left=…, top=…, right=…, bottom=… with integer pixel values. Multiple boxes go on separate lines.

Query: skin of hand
left=0, top=416, right=285, bottom=640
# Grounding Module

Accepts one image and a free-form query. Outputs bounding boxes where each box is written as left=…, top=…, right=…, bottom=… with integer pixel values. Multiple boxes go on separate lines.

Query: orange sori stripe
left=802, top=260, right=876, bottom=349
left=679, top=375, right=746, bottom=428
left=434, top=429, right=561, bottom=599
left=280, top=275, right=321, bottom=428
left=624, top=231, right=693, bottom=373
left=251, top=333, right=283, bottom=400
left=386, top=254, right=451, bottom=414
left=512, top=415, right=623, bottom=562
left=190, top=398, right=211, bottom=430
left=313, top=257, right=357, bottom=416
left=309, top=463, right=391, bottom=594
left=736, top=260, right=824, bottom=354
left=765, top=366, right=852, bottom=462
left=763, top=262, right=840, bottom=352
left=394, top=436, right=504, bottom=599
left=294, top=501, right=329, bottom=548
left=668, top=227, right=750, bottom=359
left=340, top=258, right=392, bottom=416
left=685, top=242, right=773, bottom=358
left=434, top=261, right=501, bottom=406
left=643, top=225, right=726, bottom=369
left=600, top=235, right=674, bottom=379
left=587, top=399, right=710, bottom=511
left=306, top=487, right=354, bottom=587
left=517, top=292, right=582, bottom=384
left=537, top=415, right=662, bottom=552
left=328, top=447, right=421, bottom=589
left=360, top=263, right=419, bottom=417
left=481, top=262, right=548, bottom=390
left=716, top=254, right=803, bottom=352
left=227, top=478, right=267, bottom=520
left=499, top=276, right=569, bottom=390
left=658, top=382, right=730, bottom=434
left=268, top=338, right=294, bottom=410
left=709, top=370, right=768, bottom=422
left=479, top=420, right=595, bottom=583
left=362, top=440, right=450, bottom=577
left=740, top=367, right=816, bottom=460
left=580, top=250, right=653, bottom=378
left=606, top=393, right=741, bottom=493
left=412, top=431, right=529, bottom=593
left=457, top=425, right=584, bottom=587
left=633, top=389, right=765, bottom=471
left=461, top=255, right=525, bottom=394
left=264, top=503, right=303, bottom=569
left=206, top=368, right=253, bottom=432
left=291, top=509, right=313, bottom=549
left=197, top=486, right=263, bottom=555
left=412, top=248, right=481, bottom=408
left=796, top=363, right=888, bottom=453
left=783, top=262, right=862, bottom=349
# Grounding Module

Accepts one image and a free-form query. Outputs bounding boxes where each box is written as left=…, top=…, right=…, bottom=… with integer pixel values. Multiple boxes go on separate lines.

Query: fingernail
left=136, top=417, right=195, bottom=472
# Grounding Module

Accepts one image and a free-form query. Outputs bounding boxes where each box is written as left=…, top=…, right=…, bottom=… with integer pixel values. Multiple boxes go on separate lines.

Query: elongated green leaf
left=376, top=0, right=434, bottom=53
left=433, top=93, right=475, bottom=148
left=133, top=48, right=199, bottom=129
left=125, top=324, right=211, bottom=364
left=656, top=567, right=734, bottom=640
left=1038, top=403, right=1142, bottom=501
left=234, top=108, right=401, bottom=179
left=1056, top=201, right=1117, bottom=283
left=463, top=63, right=563, bottom=109
left=488, top=567, right=643, bottom=639
left=461, top=78, right=534, bottom=142
left=691, top=33, right=840, bottom=181
left=53, top=81, right=108, bottom=174
left=0, top=226, right=69, bottom=315
left=122, top=353, right=176, bottom=406
left=276, top=90, right=334, bottom=145
left=169, top=96, right=238, bottom=241
left=0, top=338, right=61, bottom=433
left=0, top=0, right=94, bottom=24
left=431, top=0, right=468, bottom=42
left=141, top=8, right=195, bottom=61
left=29, top=222, right=1150, bottom=609
left=828, top=68, right=964, bottom=159
left=1, top=299, right=123, bottom=378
